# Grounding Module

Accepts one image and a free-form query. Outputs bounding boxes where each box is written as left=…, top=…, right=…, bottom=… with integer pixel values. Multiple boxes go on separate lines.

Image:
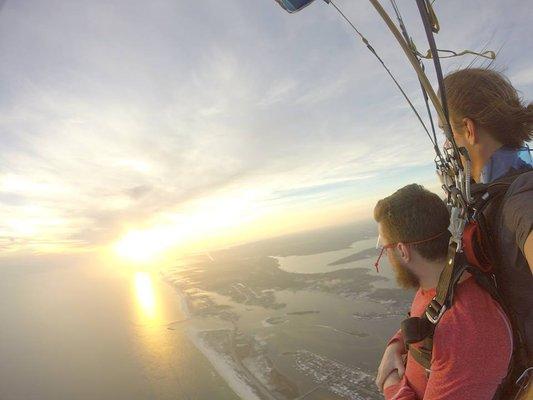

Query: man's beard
left=389, top=251, right=419, bottom=289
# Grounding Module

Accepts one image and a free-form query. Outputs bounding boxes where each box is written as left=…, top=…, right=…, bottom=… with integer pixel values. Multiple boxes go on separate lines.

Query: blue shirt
left=480, top=146, right=532, bottom=183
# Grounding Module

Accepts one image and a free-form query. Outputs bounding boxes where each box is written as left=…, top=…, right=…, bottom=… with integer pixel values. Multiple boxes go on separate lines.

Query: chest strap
left=400, top=243, right=467, bottom=371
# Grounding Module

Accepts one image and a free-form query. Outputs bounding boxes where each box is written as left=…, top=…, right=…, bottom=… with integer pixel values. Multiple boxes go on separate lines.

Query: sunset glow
left=1, top=0, right=530, bottom=264
left=113, top=191, right=264, bottom=262
left=115, top=230, right=170, bottom=264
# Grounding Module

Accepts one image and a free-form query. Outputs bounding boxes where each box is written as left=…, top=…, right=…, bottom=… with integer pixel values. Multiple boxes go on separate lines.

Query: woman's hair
left=443, top=68, right=532, bottom=148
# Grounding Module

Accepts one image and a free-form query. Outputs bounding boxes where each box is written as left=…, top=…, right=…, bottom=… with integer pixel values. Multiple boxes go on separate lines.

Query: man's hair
left=374, top=184, right=450, bottom=261
left=443, top=68, right=533, bottom=149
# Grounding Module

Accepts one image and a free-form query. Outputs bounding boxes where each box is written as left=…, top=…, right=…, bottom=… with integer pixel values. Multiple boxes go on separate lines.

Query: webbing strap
left=406, top=242, right=461, bottom=371
left=409, top=341, right=433, bottom=371
left=471, top=167, right=533, bottom=213
left=435, top=243, right=457, bottom=306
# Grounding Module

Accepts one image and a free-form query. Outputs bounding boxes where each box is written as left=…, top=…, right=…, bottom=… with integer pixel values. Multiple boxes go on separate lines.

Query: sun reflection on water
left=134, top=271, right=157, bottom=321
left=131, top=271, right=195, bottom=396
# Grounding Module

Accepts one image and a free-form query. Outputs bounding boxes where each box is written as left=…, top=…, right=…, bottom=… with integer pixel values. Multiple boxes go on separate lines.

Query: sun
left=114, top=230, right=165, bottom=263
left=112, top=190, right=262, bottom=264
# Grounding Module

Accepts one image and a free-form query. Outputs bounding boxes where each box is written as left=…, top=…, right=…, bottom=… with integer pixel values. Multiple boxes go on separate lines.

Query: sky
left=0, top=0, right=532, bottom=266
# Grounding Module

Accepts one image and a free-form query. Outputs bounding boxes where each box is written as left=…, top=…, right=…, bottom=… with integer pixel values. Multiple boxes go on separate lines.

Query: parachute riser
left=368, top=1, right=465, bottom=169
left=414, top=0, right=464, bottom=169
left=277, top=0, right=479, bottom=242
left=368, top=0, right=446, bottom=126
left=369, top=0, right=471, bottom=230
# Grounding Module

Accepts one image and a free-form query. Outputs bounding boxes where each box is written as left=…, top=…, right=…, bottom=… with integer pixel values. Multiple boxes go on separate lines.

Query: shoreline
left=186, top=326, right=262, bottom=400
left=167, top=280, right=261, bottom=400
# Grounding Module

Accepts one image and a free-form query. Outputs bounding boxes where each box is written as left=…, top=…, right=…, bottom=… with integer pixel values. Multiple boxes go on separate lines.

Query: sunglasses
left=274, top=0, right=323, bottom=13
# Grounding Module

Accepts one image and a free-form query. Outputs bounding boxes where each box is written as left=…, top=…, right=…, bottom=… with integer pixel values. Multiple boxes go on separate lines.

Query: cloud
left=0, top=0, right=531, bottom=258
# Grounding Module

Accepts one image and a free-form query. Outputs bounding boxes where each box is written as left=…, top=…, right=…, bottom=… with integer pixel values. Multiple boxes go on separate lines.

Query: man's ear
left=463, top=117, right=477, bottom=146
left=396, top=242, right=411, bottom=263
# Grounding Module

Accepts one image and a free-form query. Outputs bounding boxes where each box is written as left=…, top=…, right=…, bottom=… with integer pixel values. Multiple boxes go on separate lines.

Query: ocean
left=0, top=263, right=238, bottom=400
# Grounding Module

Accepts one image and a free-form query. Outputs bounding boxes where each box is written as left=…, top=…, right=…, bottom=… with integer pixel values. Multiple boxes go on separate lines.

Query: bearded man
left=374, top=184, right=512, bottom=400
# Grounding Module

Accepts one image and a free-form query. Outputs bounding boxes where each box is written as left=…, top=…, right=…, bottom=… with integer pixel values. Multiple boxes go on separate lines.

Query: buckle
left=425, top=298, right=447, bottom=324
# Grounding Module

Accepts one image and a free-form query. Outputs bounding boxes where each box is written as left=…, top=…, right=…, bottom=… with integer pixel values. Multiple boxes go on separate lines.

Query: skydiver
left=374, top=184, right=512, bottom=399
left=376, top=68, right=533, bottom=398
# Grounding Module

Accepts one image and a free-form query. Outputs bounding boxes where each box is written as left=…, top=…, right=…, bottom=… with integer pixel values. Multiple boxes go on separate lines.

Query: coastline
left=170, top=283, right=261, bottom=400
left=186, top=326, right=262, bottom=400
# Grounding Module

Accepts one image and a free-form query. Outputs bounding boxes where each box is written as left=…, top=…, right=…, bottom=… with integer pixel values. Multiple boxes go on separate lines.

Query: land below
left=163, top=221, right=412, bottom=400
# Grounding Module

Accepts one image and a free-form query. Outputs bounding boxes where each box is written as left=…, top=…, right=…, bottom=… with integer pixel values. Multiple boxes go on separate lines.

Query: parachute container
left=274, top=0, right=321, bottom=13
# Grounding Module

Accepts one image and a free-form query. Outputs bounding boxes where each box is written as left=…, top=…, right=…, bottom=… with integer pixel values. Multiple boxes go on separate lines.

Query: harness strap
left=402, top=242, right=467, bottom=371
left=408, top=340, right=433, bottom=371
left=434, top=243, right=458, bottom=307
left=471, top=168, right=533, bottom=213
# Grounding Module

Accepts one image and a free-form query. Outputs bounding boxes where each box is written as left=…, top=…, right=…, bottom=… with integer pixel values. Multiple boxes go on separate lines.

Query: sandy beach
left=186, top=326, right=262, bottom=400
left=171, top=283, right=262, bottom=400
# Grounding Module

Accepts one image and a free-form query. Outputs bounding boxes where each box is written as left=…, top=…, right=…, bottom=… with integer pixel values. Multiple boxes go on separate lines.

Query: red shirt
left=384, top=277, right=513, bottom=400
